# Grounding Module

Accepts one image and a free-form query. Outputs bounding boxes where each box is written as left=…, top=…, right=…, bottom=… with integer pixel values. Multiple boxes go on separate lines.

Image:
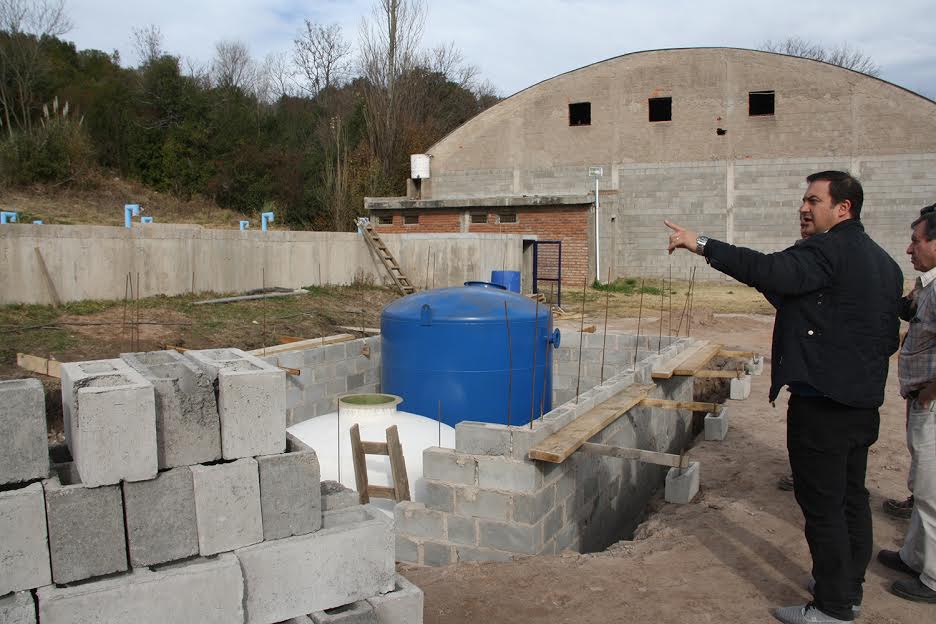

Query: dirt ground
left=400, top=310, right=927, bottom=624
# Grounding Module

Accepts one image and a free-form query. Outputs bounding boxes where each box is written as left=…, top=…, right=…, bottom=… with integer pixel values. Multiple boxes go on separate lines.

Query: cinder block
left=0, top=591, right=35, bottom=624
left=0, top=483, right=51, bottom=595
left=309, top=600, right=378, bottom=624
left=123, top=466, right=198, bottom=567
left=60, top=359, right=157, bottom=486
left=121, top=350, right=221, bottom=468
left=258, top=450, right=322, bottom=540
left=421, top=480, right=455, bottom=513
left=478, top=518, right=542, bottom=554
left=288, top=430, right=314, bottom=452
left=422, top=541, right=453, bottom=566
left=0, top=378, right=49, bottom=486
left=454, top=487, right=510, bottom=521
left=37, top=553, right=244, bottom=624
left=366, top=574, right=424, bottom=624
left=184, top=348, right=286, bottom=459
left=665, top=461, right=700, bottom=504
left=422, top=448, right=476, bottom=485
left=394, top=502, right=445, bottom=540
left=323, top=505, right=368, bottom=528
left=749, top=355, right=764, bottom=375
left=730, top=374, right=751, bottom=400
left=455, top=422, right=511, bottom=455
left=236, top=505, right=394, bottom=624
left=322, top=480, right=359, bottom=511
left=704, top=406, right=729, bottom=441
left=446, top=514, right=476, bottom=545
left=512, top=484, right=556, bottom=524
left=395, top=535, right=419, bottom=563
left=476, top=456, right=542, bottom=492
left=191, top=458, right=263, bottom=555
left=455, top=545, right=515, bottom=562
left=44, top=473, right=127, bottom=584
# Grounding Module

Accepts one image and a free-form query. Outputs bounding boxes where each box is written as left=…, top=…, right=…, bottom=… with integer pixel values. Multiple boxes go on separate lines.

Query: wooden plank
left=336, top=325, right=381, bottom=335
left=718, top=349, right=756, bottom=359
left=651, top=340, right=710, bottom=379
left=349, top=424, right=370, bottom=505
left=694, top=369, right=745, bottom=379
left=192, top=290, right=307, bottom=305
left=34, top=248, right=61, bottom=307
left=580, top=442, right=686, bottom=468
left=17, top=353, right=62, bottom=378
left=674, top=343, right=723, bottom=376
left=361, top=441, right=389, bottom=455
left=366, top=485, right=396, bottom=499
left=640, top=398, right=720, bottom=412
left=528, top=384, right=656, bottom=463
left=247, top=334, right=355, bottom=356
left=386, top=425, right=411, bottom=502
left=278, top=335, right=305, bottom=344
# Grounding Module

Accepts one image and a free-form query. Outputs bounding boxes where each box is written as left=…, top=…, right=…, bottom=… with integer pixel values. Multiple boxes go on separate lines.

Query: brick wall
left=372, top=211, right=461, bottom=233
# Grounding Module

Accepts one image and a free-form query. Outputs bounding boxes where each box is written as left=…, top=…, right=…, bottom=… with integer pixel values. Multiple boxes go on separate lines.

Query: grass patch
left=592, top=278, right=664, bottom=296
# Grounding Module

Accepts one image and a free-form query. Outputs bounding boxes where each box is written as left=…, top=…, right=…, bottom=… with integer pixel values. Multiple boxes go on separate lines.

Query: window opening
left=648, top=97, right=672, bottom=122
left=377, top=214, right=393, bottom=225
left=569, top=102, right=591, bottom=126
left=403, top=214, right=419, bottom=225
left=749, top=90, right=775, bottom=116
left=471, top=213, right=487, bottom=224
left=498, top=213, right=517, bottom=224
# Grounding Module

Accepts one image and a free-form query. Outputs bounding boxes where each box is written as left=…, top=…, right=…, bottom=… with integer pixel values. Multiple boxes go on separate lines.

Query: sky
left=65, top=0, right=936, bottom=101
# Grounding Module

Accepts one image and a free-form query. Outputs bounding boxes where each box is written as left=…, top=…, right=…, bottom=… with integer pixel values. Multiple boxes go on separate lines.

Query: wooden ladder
left=349, top=423, right=411, bottom=505
left=356, top=218, right=416, bottom=296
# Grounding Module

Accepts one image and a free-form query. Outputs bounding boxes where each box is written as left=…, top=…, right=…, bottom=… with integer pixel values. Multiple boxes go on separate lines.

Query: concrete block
left=750, top=355, right=764, bottom=375
left=730, top=374, right=751, bottom=400
left=37, top=553, right=244, bottom=624
left=455, top=546, right=515, bottom=562
left=288, top=430, right=314, bottom=452
left=455, top=422, right=511, bottom=455
left=322, top=480, right=359, bottom=511
left=190, top=458, right=263, bottom=555
left=60, top=358, right=157, bottom=486
left=422, top=541, right=453, bottom=566
left=454, top=487, right=510, bottom=521
left=366, top=574, right=424, bottom=624
left=394, top=502, right=445, bottom=540
left=236, top=505, right=394, bottom=624
left=121, top=350, right=221, bottom=468
left=0, top=378, right=49, bottom=486
left=476, top=456, right=542, bottom=492
left=323, top=505, right=368, bottom=528
left=478, top=518, right=542, bottom=554
left=512, top=484, right=556, bottom=524
left=44, top=473, right=126, bottom=584
left=123, top=466, right=198, bottom=567
left=421, top=480, right=454, bottom=513
left=0, top=483, right=51, bottom=594
left=422, top=447, right=476, bottom=485
left=665, top=461, right=700, bottom=504
left=309, top=600, right=378, bottom=624
left=704, top=406, right=729, bottom=441
left=184, top=348, right=286, bottom=459
left=0, top=591, right=35, bottom=624
left=395, top=535, right=419, bottom=563
left=446, top=514, right=476, bottom=545
left=259, top=450, right=322, bottom=539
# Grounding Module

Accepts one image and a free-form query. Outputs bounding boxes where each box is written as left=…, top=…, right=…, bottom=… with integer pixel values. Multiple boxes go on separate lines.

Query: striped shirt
left=899, top=266, right=936, bottom=397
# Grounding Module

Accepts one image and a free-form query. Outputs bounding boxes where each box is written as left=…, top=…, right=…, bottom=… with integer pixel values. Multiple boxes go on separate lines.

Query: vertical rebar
left=658, top=274, right=665, bottom=354
left=337, top=401, right=341, bottom=483
left=135, top=272, right=141, bottom=352
left=575, top=278, right=587, bottom=403
left=530, top=297, right=539, bottom=428
left=668, top=264, right=673, bottom=346
left=504, top=301, right=513, bottom=427
left=437, top=400, right=442, bottom=447
left=262, top=267, right=267, bottom=356
left=634, top=278, right=645, bottom=368
left=675, top=268, right=693, bottom=337
left=687, top=267, right=697, bottom=337
left=122, top=273, right=130, bottom=352
left=425, top=246, right=431, bottom=290
left=600, top=267, right=611, bottom=384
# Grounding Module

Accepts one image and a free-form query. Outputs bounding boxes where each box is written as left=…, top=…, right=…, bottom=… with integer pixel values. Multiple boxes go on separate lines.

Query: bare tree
left=131, top=24, right=164, bottom=66
left=211, top=40, right=256, bottom=91
left=293, top=21, right=351, bottom=98
left=256, top=51, right=295, bottom=102
left=0, top=0, right=72, bottom=136
left=426, top=42, right=478, bottom=90
left=760, top=37, right=880, bottom=77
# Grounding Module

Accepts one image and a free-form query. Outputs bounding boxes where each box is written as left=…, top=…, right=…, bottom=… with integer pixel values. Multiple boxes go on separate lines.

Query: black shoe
left=876, top=550, right=919, bottom=576
left=891, top=577, right=936, bottom=603
left=883, top=496, right=914, bottom=519
left=777, top=474, right=795, bottom=491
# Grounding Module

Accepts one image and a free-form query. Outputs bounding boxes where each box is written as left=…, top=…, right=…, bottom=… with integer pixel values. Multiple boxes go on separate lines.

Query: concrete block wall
left=395, top=334, right=697, bottom=565
left=259, top=336, right=382, bottom=426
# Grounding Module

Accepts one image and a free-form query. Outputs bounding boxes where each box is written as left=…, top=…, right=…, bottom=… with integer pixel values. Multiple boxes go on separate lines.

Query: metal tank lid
left=381, top=281, right=547, bottom=324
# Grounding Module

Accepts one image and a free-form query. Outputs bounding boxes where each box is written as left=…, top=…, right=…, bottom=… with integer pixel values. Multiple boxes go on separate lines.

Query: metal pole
left=575, top=278, right=587, bottom=403
left=600, top=267, right=611, bottom=384
left=634, top=278, right=645, bottom=368
left=595, top=176, right=600, bottom=283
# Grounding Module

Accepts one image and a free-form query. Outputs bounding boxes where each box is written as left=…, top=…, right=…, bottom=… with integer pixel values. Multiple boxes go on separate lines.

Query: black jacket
left=704, top=219, right=903, bottom=408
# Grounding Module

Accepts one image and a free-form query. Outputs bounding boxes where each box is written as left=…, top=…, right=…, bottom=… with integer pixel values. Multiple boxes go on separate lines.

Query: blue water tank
left=381, top=282, right=559, bottom=428
left=490, top=270, right=521, bottom=293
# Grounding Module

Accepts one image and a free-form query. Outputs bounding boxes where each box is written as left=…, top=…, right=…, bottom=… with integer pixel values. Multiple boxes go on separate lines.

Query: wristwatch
left=695, top=234, right=709, bottom=256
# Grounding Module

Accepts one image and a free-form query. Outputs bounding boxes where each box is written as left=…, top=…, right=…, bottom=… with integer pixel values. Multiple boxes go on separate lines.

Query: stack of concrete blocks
left=395, top=333, right=699, bottom=565
left=259, top=336, right=381, bottom=426
left=1, top=344, right=421, bottom=624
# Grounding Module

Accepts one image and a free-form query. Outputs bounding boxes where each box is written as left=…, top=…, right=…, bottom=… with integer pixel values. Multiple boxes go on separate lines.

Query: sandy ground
left=400, top=311, right=928, bottom=623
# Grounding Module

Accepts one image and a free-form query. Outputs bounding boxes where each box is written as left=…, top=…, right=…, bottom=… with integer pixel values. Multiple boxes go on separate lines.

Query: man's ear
left=837, top=199, right=853, bottom=218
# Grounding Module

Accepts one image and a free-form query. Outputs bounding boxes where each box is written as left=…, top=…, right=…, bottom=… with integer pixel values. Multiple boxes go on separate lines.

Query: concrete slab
left=191, top=458, right=263, bottom=555
left=730, top=374, right=752, bottom=400
left=308, top=600, right=378, bottom=624
left=704, top=406, right=729, bottom=441
left=123, top=466, right=199, bottom=567
left=43, top=473, right=127, bottom=584
left=0, top=483, right=51, bottom=594
left=0, top=378, right=49, bottom=486
left=185, top=348, right=286, bottom=459
left=121, top=350, right=221, bottom=468
left=236, top=505, right=395, bottom=624
left=665, top=461, right=701, bottom=504
left=258, top=450, right=322, bottom=540
left=37, top=553, right=244, bottom=624
left=365, top=574, right=424, bottom=624
left=0, top=591, right=35, bottom=624
left=60, top=358, right=157, bottom=486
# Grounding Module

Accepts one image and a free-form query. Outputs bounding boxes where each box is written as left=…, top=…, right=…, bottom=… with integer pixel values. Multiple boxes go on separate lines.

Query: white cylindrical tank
left=410, top=154, right=431, bottom=179
left=286, top=393, right=455, bottom=516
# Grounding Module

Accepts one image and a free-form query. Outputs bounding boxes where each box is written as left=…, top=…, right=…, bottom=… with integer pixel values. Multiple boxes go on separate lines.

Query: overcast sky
left=66, top=0, right=936, bottom=101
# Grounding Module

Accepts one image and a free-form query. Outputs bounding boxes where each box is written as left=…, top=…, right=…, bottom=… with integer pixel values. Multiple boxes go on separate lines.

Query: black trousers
left=787, top=395, right=879, bottom=621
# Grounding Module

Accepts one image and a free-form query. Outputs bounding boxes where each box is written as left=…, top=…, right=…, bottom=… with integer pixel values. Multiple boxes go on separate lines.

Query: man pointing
left=666, top=171, right=902, bottom=623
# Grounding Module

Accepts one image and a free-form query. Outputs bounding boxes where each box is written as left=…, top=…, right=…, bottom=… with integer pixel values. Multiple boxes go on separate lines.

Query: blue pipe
left=124, top=204, right=140, bottom=228
left=1, top=211, right=17, bottom=224
left=33, top=220, right=43, bottom=225
left=240, top=220, right=250, bottom=231
left=261, top=211, right=274, bottom=232
left=141, top=216, right=153, bottom=224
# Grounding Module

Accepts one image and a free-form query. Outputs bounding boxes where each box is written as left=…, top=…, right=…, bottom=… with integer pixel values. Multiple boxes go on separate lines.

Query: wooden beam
left=366, top=485, right=396, bottom=499
left=34, top=248, right=60, bottom=307
left=528, top=384, right=656, bottom=463
left=350, top=424, right=370, bottom=504
left=336, top=325, right=381, bottom=335
left=651, top=340, right=710, bottom=379
left=694, top=369, right=745, bottom=379
left=386, top=425, right=411, bottom=502
left=247, top=333, right=355, bottom=356
left=278, top=335, right=305, bottom=344
left=17, top=353, right=62, bottom=378
left=673, top=343, right=723, bottom=376
left=361, top=441, right=389, bottom=456
left=718, top=349, right=756, bottom=359
left=580, top=442, right=687, bottom=468
left=640, top=398, right=720, bottom=412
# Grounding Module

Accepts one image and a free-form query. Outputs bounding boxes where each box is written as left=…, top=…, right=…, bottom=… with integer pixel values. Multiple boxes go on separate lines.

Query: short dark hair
left=912, top=202, right=936, bottom=241
left=806, top=170, right=864, bottom=219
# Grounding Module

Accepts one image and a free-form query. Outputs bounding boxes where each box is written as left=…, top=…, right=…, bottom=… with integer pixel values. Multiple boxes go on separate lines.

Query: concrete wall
left=0, top=225, right=524, bottom=305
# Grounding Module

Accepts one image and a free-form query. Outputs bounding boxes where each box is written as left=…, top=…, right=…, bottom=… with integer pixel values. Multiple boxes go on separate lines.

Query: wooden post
left=349, top=424, right=369, bottom=504
left=386, top=425, right=411, bottom=502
